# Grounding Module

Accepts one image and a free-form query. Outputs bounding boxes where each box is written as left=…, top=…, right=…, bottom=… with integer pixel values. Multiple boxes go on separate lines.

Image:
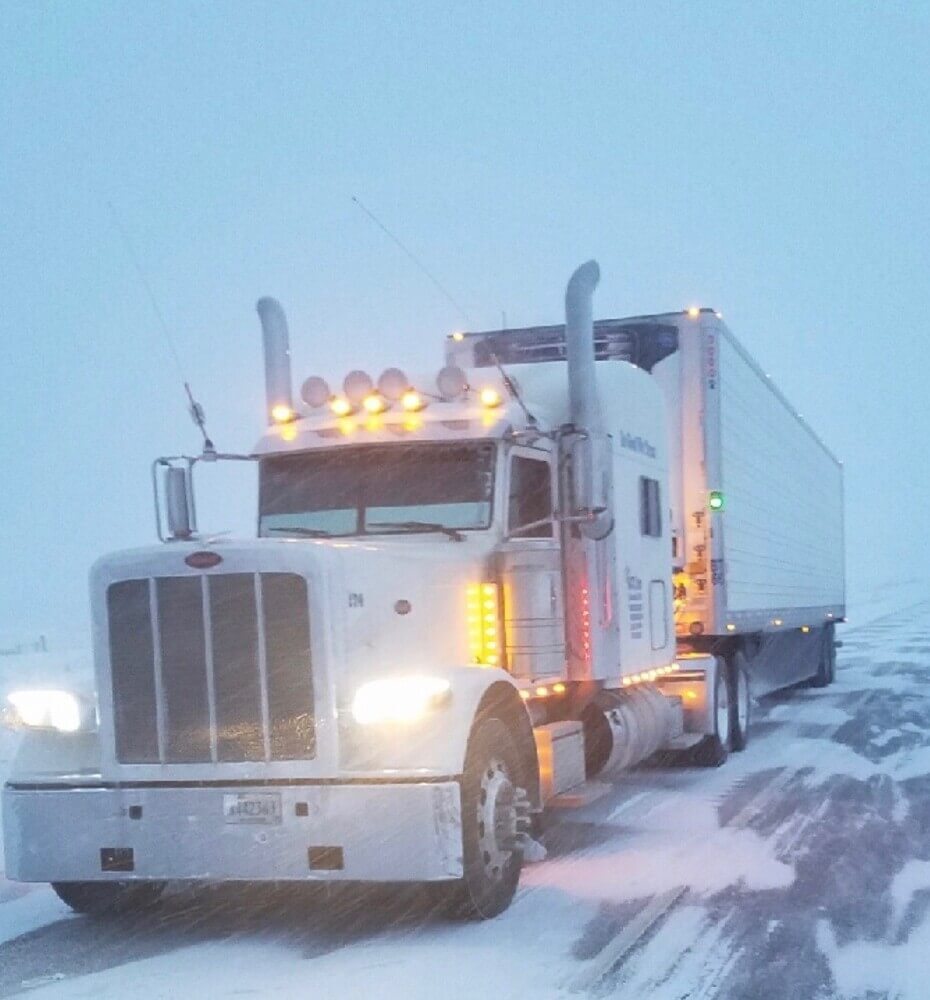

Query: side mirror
left=165, top=466, right=193, bottom=540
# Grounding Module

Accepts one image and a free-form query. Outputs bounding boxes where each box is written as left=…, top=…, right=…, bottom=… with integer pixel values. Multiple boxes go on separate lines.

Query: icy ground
left=2, top=587, right=930, bottom=999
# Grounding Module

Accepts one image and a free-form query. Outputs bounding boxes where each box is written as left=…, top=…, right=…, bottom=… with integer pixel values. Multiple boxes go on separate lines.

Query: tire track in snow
left=590, top=622, right=925, bottom=999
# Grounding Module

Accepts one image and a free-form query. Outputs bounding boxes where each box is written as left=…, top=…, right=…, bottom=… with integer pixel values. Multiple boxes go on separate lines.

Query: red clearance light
left=185, top=551, right=223, bottom=569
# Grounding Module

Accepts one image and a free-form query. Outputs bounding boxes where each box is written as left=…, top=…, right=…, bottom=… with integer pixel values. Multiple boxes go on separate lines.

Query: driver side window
left=508, top=455, right=553, bottom=538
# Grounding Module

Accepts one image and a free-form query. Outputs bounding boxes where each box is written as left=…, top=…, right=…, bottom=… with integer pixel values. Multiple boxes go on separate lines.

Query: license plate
left=222, top=792, right=283, bottom=825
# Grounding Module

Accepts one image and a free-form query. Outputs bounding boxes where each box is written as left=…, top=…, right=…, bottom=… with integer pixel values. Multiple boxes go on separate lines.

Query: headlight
left=5, top=690, right=91, bottom=733
left=351, top=676, right=452, bottom=726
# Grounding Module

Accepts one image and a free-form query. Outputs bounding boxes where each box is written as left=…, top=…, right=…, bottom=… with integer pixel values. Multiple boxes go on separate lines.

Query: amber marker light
left=479, top=387, right=502, bottom=407
left=687, top=306, right=701, bottom=319
left=467, top=582, right=502, bottom=666
left=271, top=404, right=294, bottom=423
left=451, top=331, right=465, bottom=342
left=362, top=393, right=386, bottom=414
left=330, top=396, right=353, bottom=417
left=552, top=682, right=566, bottom=695
left=401, top=390, right=425, bottom=412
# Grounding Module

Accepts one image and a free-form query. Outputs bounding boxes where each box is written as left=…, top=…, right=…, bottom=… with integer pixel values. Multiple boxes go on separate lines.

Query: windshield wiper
left=368, top=521, right=465, bottom=542
left=267, top=526, right=333, bottom=538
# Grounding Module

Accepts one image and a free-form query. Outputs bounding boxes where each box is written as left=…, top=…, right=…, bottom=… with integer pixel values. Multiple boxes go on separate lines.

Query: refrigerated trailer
left=2, top=262, right=844, bottom=919
left=446, top=307, right=846, bottom=696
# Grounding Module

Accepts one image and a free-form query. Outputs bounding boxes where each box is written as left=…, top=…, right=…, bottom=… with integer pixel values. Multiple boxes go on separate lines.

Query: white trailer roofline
left=631, top=310, right=843, bottom=470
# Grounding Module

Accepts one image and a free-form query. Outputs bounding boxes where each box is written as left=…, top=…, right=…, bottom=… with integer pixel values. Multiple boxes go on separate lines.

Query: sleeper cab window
left=640, top=476, right=662, bottom=538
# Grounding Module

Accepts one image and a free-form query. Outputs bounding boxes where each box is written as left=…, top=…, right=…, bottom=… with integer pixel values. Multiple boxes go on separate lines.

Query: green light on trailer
left=709, top=491, right=725, bottom=512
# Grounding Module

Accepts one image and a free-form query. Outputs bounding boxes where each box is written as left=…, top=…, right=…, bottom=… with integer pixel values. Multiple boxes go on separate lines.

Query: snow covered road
left=2, top=600, right=929, bottom=999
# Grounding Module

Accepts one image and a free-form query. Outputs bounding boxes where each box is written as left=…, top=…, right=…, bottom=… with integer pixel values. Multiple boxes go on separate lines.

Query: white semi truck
left=2, top=261, right=845, bottom=918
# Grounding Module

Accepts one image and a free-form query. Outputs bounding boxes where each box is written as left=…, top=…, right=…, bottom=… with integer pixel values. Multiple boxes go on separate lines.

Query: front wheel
left=441, top=717, right=527, bottom=919
left=51, top=880, right=165, bottom=916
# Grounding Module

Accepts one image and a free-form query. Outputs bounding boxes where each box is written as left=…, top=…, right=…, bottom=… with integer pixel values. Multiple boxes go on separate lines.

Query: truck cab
left=1, top=262, right=753, bottom=919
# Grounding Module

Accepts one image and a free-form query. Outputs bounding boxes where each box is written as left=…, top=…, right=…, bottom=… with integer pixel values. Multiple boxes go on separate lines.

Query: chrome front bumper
left=2, top=780, right=463, bottom=883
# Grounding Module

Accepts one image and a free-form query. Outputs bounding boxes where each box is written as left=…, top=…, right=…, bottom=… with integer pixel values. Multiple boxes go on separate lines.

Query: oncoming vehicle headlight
left=5, top=690, right=91, bottom=733
left=351, top=676, right=452, bottom=726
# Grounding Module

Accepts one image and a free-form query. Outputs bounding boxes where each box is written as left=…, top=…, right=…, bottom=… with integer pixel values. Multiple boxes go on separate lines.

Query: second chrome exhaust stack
left=564, top=260, right=612, bottom=540
left=565, top=259, right=601, bottom=432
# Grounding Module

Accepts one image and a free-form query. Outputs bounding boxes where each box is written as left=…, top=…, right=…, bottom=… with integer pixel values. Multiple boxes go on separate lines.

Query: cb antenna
left=490, top=351, right=536, bottom=427
left=106, top=201, right=215, bottom=455
left=351, top=195, right=473, bottom=326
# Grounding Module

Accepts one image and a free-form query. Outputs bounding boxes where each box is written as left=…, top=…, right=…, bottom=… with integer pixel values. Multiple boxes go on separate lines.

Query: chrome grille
left=107, top=573, right=314, bottom=764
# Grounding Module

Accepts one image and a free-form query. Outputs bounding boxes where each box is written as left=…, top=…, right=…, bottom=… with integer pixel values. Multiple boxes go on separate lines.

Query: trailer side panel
left=708, top=322, right=845, bottom=631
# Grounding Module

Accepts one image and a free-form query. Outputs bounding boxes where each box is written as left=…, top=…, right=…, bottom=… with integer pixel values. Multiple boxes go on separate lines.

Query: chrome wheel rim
left=736, top=669, right=750, bottom=732
left=476, top=756, right=516, bottom=883
left=716, top=672, right=731, bottom=744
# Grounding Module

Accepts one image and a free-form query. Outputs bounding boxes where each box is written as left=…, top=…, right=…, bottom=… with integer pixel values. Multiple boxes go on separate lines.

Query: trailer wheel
left=694, top=661, right=730, bottom=767
left=51, top=880, right=165, bottom=916
left=807, top=624, right=836, bottom=688
left=442, top=717, right=526, bottom=919
left=729, top=652, right=751, bottom=752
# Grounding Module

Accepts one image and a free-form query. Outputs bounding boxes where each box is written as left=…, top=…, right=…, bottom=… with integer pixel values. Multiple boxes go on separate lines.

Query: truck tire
left=808, top=624, right=836, bottom=688
left=694, top=661, right=730, bottom=767
left=728, top=652, right=751, bottom=752
left=442, top=717, right=526, bottom=919
left=51, top=880, right=165, bottom=916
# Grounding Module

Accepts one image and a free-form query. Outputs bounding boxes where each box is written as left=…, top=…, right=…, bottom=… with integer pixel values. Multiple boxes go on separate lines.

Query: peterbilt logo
left=185, top=551, right=223, bottom=569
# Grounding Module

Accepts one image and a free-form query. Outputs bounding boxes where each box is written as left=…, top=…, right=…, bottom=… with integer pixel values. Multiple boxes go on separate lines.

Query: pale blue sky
left=1, top=1, right=928, bottom=638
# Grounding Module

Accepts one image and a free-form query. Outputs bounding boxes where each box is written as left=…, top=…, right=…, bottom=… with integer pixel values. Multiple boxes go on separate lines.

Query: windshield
left=258, top=442, right=496, bottom=537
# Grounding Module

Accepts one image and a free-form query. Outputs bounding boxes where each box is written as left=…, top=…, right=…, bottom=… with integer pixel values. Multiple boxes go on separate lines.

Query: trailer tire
left=694, top=660, right=730, bottom=767
left=728, top=652, right=751, bottom=752
left=51, top=880, right=165, bottom=916
left=808, top=624, right=836, bottom=688
left=441, top=717, right=526, bottom=920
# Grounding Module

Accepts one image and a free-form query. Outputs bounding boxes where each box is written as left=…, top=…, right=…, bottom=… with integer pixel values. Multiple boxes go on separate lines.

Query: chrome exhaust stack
left=565, top=260, right=601, bottom=433
left=564, top=260, right=611, bottom=540
left=256, top=297, right=294, bottom=422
